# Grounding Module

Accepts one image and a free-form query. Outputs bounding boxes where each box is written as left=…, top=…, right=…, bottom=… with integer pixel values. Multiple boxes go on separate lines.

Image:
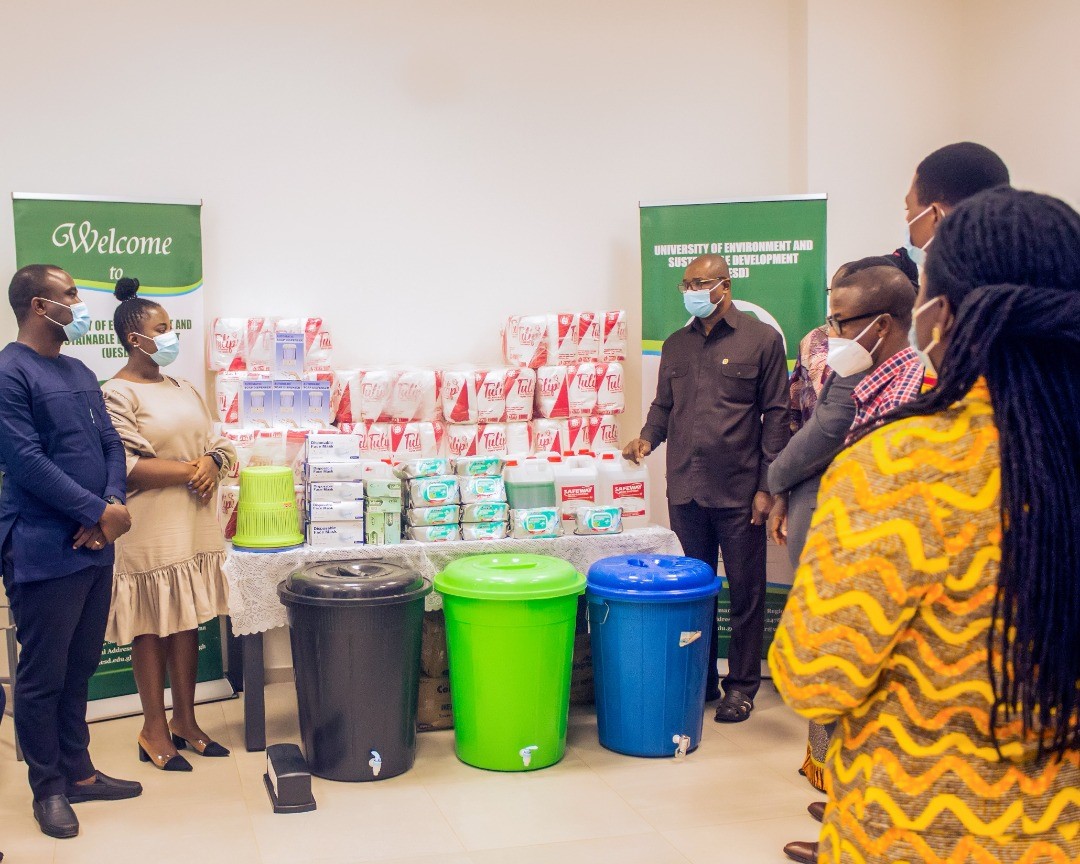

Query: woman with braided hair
left=769, top=185, right=1079, bottom=864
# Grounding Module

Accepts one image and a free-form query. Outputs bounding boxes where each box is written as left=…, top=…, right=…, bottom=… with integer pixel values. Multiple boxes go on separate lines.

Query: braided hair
left=113, top=277, right=162, bottom=353
left=877, top=187, right=1080, bottom=759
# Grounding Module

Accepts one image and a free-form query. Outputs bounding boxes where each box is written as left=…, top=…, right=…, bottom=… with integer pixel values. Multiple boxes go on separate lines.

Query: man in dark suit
left=0, top=265, right=142, bottom=839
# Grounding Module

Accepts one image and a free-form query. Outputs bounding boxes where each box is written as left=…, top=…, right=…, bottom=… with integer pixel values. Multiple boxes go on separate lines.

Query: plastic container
left=434, top=554, right=585, bottom=771
left=232, top=466, right=305, bottom=551
left=278, top=561, right=431, bottom=781
left=503, top=458, right=556, bottom=510
left=596, top=452, right=650, bottom=529
left=550, top=453, right=598, bottom=524
left=587, top=555, right=721, bottom=757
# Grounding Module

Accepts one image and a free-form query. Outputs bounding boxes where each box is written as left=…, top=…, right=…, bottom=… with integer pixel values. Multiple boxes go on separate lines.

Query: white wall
left=805, top=0, right=967, bottom=279
left=957, top=0, right=1080, bottom=209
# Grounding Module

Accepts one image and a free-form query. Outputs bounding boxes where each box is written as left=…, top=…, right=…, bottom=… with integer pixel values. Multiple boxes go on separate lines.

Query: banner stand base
left=88, top=678, right=236, bottom=723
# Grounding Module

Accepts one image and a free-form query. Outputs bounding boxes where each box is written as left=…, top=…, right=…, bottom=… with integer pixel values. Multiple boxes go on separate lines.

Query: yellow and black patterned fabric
left=769, top=379, right=1080, bottom=863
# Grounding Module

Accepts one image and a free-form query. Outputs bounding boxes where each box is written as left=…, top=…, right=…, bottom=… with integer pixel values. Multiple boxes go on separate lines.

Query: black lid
left=278, top=561, right=431, bottom=607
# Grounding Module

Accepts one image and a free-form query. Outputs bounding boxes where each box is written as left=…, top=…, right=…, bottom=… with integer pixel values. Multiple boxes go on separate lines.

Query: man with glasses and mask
left=825, top=265, right=922, bottom=442
left=623, top=254, right=789, bottom=723
left=0, top=265, right=140, bottom=841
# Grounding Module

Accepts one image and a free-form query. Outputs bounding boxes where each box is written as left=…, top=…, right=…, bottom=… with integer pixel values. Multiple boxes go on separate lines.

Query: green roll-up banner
left=11, top=193, right=232, bottom=717
left=638, top=195, right=828, bottom=674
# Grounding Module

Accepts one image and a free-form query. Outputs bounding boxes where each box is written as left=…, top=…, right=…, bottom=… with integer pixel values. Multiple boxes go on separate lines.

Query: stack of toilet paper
left=502, top=311, right=626, bottom=369
left=208, top=317, right=333, bottom=374
left=333, top=368, right=442, bottom=424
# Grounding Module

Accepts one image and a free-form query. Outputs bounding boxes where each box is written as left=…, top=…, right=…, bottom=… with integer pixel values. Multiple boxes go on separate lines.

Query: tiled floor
left=0, top=683, right=822, bottom=863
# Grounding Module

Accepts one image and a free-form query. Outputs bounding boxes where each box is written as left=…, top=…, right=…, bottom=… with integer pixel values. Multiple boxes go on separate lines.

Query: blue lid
left=586, top=555, right=721, bottom=603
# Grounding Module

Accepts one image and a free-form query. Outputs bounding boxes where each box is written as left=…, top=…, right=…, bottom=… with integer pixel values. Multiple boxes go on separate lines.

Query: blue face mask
left=908, top=297, right=941, bottom=378
left=904, top=204, right=936, bottom=269
left=683, top=288, right=719, bottom=318
left=135, top=331, right=180, bottom=366
left=39, top=298, right=92, bottom=342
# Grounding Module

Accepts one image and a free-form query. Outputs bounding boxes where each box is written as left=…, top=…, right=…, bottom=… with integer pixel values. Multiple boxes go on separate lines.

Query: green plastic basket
left=232, top=466, right=304, bottom=551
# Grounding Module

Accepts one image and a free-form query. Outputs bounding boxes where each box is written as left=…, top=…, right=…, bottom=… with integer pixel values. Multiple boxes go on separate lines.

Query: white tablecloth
left=223, top=526, right=683, bottom=636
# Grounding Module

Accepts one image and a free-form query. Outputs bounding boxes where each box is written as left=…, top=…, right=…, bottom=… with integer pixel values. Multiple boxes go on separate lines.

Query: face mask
left=134, top=331, right=180, bottom=366
left=38, top=298, right=91, bottom=342
left=683, top=287, right=720, bottom=318
left=826, top=315, right=883, bottom=377
left=908, top=298, right=941, bottom=378
left=904, top=205, right=935, bottom=268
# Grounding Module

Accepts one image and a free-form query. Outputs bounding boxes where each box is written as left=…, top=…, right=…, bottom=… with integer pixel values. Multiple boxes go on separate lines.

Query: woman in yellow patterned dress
left=769, top=186, right=1080, bottom=864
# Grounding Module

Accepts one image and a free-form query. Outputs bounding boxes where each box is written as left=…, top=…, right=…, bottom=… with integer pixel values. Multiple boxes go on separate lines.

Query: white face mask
left=826, top=315, right=883, bottom=377
left=908, top=297, right=942, bottom=378
left=904, top=205, right=936, bottom=268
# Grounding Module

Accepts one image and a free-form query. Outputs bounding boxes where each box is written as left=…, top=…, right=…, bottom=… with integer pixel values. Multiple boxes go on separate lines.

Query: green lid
left=434, top=553, right=585, bottom=601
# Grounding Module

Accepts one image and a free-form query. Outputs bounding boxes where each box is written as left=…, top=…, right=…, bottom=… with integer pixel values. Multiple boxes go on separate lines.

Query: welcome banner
left=12, top=193, right=229, bottom=714
left=638, top=194, right=828, bottom=673
left=12, top=194, right=206, bottom=390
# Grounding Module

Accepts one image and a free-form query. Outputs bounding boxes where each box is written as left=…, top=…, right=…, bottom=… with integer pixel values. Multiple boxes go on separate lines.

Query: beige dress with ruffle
left=101, top=376, right=236, bottom=645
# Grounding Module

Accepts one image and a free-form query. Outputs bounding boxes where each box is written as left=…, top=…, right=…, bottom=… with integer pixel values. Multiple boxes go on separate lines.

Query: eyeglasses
left=825, top=310, right=888, bottom=332
left=678, top=277, right=729, bottom=293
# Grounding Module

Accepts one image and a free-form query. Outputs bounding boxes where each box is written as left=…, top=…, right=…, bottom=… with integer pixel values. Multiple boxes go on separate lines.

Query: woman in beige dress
left=102, top=278, right=236, bottom=772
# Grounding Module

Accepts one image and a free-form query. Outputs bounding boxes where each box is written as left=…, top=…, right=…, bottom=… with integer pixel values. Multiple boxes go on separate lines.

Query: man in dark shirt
left=0, top=265, right=141, bottom=839
left=624, top=254, right=790, bottom=722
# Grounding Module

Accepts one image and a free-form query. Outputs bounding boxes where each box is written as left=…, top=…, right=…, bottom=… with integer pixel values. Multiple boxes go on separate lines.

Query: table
left=223, top=527, right=683, bottom=750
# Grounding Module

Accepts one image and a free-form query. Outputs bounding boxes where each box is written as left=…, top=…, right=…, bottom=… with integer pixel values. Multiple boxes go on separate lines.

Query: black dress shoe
left=714, top=688, right=754, bottom=723
left=33, top=794, right=79, bottom=839
left=66, top=771, right=144, bottom=803
left=783, top=840, right=818, bottom=863
left=704, top=687, right=722, bottom=703
left=808, top=800, right=826, bottom=823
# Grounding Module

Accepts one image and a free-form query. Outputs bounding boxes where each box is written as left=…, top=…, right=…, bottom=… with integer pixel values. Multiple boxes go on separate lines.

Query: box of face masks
left=240, top=380, right=274, bottom=428
left=306, top=521, right=366, bottom=547
left=307, top=481, right=365, bottom=503
left=304, top=461, right=368, bottom=482
left=306, top=433, right=362, bottom=463
left=273, top=381, right=304, bottom=428
left=307, top=500, right=364, bottom=522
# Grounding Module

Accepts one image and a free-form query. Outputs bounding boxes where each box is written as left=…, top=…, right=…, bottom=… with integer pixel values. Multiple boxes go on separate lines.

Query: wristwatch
left=207, top=451, right=224, bottom=470
left=105, top=496, right=122, bottom=506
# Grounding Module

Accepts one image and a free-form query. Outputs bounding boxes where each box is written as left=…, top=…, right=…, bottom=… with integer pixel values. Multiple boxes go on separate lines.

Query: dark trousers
left=2, top=547, right=112, bottom=800
left=668, top=500, right=766, bottom=700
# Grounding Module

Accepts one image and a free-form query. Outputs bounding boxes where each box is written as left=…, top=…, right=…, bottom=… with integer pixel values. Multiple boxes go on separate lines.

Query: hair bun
left=114, top=277, right=140, bottom=302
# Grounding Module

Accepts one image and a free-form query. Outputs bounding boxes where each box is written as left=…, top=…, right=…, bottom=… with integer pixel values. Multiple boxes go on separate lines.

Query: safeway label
left=561, top=484, right=596, bottom=502
left=612, top=481, right=645, bottom=499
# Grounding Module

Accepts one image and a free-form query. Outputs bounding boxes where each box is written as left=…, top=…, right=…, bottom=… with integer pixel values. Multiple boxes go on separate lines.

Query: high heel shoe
left=170, top=731, right=230, bottom=758
left=137, top=734, right=193, bottom=772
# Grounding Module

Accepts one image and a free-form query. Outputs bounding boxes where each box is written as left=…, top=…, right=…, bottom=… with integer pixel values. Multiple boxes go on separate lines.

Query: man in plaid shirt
left=821, top=265, right=924, bottom=446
